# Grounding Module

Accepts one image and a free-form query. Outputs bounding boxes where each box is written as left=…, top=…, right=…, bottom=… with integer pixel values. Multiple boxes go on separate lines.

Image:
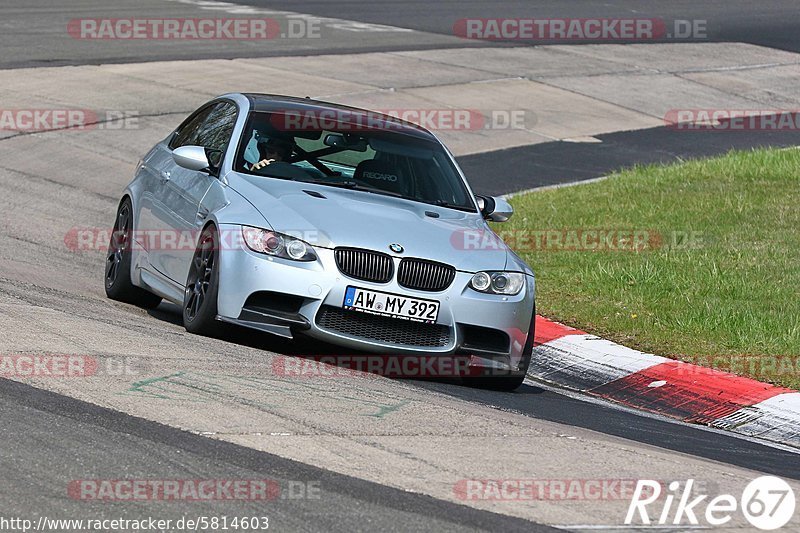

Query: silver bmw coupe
left=105, top=93, right=535, bottom=389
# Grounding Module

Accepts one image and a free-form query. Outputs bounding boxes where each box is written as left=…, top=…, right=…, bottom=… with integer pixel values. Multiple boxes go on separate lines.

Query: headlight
left=241, top=227, right=317, bottom=261
left=469, top=271, right=525, bottom=295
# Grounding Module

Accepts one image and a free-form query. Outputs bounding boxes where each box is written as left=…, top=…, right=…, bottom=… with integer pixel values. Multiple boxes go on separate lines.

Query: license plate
left=343, top=286, right=440, bottom=324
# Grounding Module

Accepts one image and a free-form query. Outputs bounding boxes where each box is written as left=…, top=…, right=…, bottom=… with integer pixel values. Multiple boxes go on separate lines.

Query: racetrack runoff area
left=3, top=41, right=800, bottom=154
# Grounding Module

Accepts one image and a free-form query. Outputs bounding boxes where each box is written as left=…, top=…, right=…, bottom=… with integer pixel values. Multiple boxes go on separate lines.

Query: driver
left=252, top=137, right=293, bottom=170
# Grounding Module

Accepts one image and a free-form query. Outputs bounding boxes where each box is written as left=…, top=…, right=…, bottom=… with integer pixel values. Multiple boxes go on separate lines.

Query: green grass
left=502, top=147, right=800, bottom=389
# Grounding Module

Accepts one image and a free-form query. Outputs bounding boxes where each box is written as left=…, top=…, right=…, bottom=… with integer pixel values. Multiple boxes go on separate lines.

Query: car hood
left=227, top=173, right=518, bottom=273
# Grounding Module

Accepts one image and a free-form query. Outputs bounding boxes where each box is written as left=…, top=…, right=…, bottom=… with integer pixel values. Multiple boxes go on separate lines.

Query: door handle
left=160, top=170, right=171, bottom=183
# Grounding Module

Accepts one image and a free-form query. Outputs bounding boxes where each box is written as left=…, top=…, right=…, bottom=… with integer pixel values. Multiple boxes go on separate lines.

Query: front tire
left=472, top=304, right=536, bottom=391
left=183, top=225, right=222, bottom=336
left=105, top=198, right=162, bottom=309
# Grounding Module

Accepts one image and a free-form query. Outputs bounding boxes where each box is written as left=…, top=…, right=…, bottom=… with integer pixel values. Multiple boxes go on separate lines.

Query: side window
left=169, top=102, right=238, bottom=154
left=194, top=102, right=238, bottom=156
left=169, top=104, right=216, bottom=150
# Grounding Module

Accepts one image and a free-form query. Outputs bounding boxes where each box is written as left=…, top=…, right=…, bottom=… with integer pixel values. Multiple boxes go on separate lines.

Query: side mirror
left=476, top=195, right=514, bottom=222
left=173, top=145, right=211, bottom=172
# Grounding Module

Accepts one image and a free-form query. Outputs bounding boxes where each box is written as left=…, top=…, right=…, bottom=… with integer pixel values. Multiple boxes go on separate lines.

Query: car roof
left=241, top=93, right=438, bottom=142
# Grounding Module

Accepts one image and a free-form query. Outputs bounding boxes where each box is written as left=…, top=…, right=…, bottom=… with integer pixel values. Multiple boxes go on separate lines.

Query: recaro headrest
left=353, top=159, right=410, bottom=196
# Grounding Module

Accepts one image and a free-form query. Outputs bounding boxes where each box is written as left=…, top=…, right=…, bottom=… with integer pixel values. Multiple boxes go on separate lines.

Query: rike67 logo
left=626, top=477, right=796, bottom=530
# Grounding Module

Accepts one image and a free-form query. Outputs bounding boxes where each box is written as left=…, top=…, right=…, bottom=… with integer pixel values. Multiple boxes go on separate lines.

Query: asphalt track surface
left=0, top=0, right=463, bottom=69
left=2, top=1, right=800, bottom=531
left=418, top=380, right=800, bottom=481
left=240, top=0, right=800, bottom=53
left=461, top=126, right=800, bottom=195
left=4, top=0, right=800, bottom=68
left=0, top=378, right=554, bottom=532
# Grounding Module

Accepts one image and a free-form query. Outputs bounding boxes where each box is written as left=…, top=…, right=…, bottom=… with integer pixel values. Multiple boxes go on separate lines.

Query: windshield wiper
left=427, top=199, right=477, bottom=213
left=246, top=171, right=296, bottom=182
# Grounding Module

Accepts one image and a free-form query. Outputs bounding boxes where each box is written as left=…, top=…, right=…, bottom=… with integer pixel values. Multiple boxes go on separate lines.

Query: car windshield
left=234, top=110, right=477, bottom=212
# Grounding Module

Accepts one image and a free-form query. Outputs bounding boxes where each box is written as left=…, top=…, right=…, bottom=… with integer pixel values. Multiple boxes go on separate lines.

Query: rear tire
left=183, top=225, right=222, bottom=336
left=104, top=198, right=162, bottom=309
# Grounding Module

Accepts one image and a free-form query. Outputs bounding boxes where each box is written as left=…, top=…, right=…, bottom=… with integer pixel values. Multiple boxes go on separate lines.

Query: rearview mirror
left=173, top=145, right=211, bottom=172
left=324, top=133, right=367, bottom=152
left=476, top=195, right=514, bottom=222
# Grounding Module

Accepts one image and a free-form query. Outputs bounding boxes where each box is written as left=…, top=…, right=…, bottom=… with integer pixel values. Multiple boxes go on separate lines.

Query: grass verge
left=502, top=147, right=800, bottom=389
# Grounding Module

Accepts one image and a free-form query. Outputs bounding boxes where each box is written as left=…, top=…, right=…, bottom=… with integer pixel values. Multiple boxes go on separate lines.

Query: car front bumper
left=215, top=224, right=536, bottom=372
